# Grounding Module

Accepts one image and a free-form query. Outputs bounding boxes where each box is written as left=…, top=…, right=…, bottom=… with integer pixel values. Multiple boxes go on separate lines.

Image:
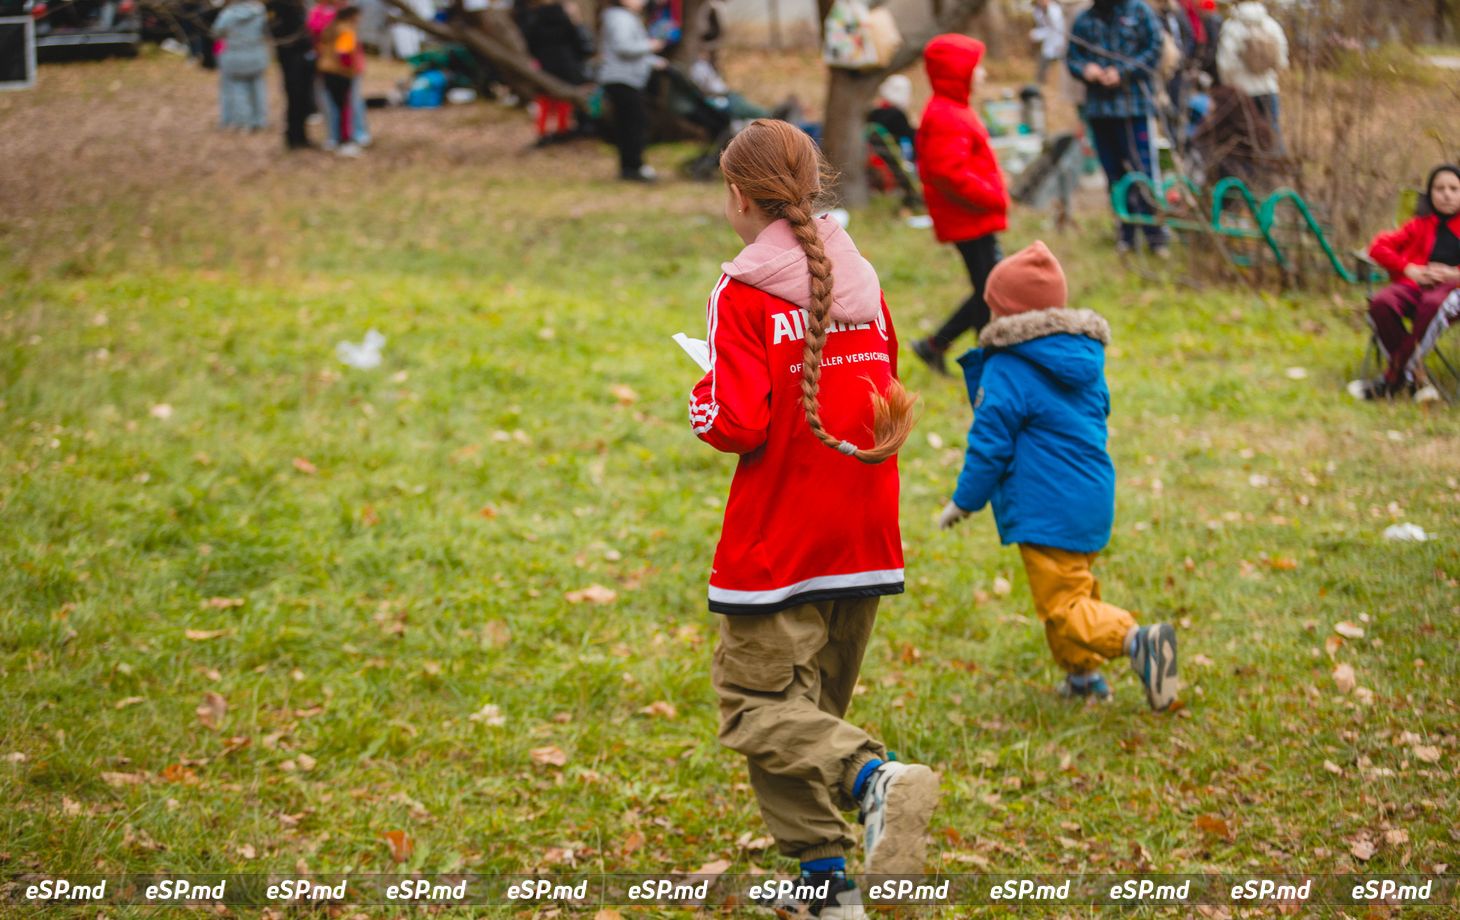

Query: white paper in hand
left=673, top=333, right=711, bottom=372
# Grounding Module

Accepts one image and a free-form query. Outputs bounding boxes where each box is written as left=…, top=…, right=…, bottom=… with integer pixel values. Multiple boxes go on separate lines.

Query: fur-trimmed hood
left=977, top=308, right=1110, bottom=389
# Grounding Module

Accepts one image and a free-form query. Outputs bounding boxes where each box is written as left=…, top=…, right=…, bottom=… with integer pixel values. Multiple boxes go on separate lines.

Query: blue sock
left=851, top=758, right=884, bottom=800
left=1068, top=672, right=1096, bottom=688
left=801, top=856, right=845, bottom=875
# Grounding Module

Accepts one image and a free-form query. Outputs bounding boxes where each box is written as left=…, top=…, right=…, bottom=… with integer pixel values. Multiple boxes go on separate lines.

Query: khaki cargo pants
left=712, top=596, right=886, bottom=862
left=1019, top=543, right=1137, bottom=675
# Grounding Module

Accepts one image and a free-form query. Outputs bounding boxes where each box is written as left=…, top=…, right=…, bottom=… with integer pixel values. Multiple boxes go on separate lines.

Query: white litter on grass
left=1285, top=367, right=1308, bottom=380
left=1383, top=523, right=1429, bottom=542
left=904, top=215, right=934, bottom=230
left=336, top=330, right=386, bottom=369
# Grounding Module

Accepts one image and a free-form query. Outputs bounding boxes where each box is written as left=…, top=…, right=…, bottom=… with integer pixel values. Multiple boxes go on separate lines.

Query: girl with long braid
left=688, top=119, right=935, bottom=919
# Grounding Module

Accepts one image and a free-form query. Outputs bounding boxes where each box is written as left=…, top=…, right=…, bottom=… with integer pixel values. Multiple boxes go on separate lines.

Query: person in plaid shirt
left=1067, top=0, right=1168, bottom=256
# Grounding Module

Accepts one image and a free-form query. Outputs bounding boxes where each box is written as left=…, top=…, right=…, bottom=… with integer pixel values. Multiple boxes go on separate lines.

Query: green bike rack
left=1111, top=173, right=1384, bottom=284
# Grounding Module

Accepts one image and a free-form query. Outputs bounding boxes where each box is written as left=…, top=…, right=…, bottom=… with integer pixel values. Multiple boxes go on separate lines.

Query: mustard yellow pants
left=1019, top=544, right=1137, bottom=675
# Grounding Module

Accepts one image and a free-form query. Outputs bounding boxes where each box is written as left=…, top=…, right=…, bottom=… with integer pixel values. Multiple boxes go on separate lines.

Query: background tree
left=819, top=0, right=990, bottom=207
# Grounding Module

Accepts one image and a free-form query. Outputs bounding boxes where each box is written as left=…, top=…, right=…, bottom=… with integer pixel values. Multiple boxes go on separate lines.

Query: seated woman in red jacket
left=1357, top=164, right=1460, bottom=400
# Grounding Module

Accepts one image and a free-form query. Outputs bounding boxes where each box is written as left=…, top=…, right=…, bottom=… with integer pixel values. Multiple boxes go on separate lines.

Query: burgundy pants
left=1369, top=281, right=1459, bottom=384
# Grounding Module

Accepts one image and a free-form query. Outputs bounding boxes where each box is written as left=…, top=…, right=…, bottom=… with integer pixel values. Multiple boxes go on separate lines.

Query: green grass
left=2, top=60, right=1459, bottom=918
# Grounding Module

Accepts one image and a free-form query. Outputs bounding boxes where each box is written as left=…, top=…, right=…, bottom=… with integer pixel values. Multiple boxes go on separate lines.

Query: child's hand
left=1428, top=263, right=1460, bottom=283
left=1081, top=62, right=1104, bottom=83
left=1099, top=66, right=1121, bottom=86
left=938, top=501, right=971, bottom=530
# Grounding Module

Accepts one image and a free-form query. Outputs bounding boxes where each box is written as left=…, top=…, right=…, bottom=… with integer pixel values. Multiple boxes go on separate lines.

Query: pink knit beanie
left=984, top=240, right=1068, bottom=316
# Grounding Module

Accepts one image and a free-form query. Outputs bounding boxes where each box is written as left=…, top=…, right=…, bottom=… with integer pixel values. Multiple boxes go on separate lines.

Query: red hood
left=924, top=34, right=984, bottom=106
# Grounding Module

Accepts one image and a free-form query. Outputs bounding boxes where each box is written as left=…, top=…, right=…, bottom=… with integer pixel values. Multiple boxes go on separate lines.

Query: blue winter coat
left=951, top=308, right=1116, bottom=553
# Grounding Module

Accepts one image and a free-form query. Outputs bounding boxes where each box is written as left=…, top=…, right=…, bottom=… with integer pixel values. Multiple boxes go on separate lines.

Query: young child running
left=907, top=34, right=1009, bottom=376
left=937, top=241, right=1179, bottom=710
left=688, top=119, right=937, bottom=918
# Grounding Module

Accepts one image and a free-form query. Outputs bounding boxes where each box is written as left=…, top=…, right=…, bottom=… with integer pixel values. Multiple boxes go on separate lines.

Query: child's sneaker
left=1127, top=623, right=1179, bottom=711
left=336, top=142, right=363, bottom=158
left=858, top=761, right=940, bottom=875
left=751, top=871, right=865, bottom=920
left=1057, top=671, right=1113, bottom=702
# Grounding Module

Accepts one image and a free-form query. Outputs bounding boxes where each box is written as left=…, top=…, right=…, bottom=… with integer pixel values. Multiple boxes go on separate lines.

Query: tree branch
left=380, top=0, right=591, bottom=105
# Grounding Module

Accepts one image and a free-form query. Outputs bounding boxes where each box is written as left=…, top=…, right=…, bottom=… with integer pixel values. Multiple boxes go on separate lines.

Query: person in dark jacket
left=907, top=34, right=1009, bottom=376
left=267, top=0, right=315, bottom=149
left=1067, top=0, right=1169, bottom=255
left=523, top=0, right=593, bottom=144
left=599, top=0, right=666, bottom=181
left=938, top=241, right=1180, bottom=712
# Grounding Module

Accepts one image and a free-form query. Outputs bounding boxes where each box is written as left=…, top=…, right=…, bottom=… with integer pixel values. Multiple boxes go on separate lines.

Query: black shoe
left=1347, top=377, right=1394, bottom=401
left=910, top=338, right=950, bottom=376
left=753, top=871, right=865, bottom=919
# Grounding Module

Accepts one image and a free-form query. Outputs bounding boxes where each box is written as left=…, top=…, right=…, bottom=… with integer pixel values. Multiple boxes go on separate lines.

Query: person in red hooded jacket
left=907, top=33, right=1011, bottom=377
left=1355, top=164, right=1460, bottom=400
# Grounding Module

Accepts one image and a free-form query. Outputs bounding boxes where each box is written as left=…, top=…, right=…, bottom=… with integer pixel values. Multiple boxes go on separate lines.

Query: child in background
left=522, top=0, right=593, bottom=145
left=1355, top=164, right=1460, bottom=401
left=317, top=5, right=365, bottom=157
left=938, top=241, right=1179, bottom=711
left=689, top=119, right=935, bottom=919
left=908, top=34, right=1009, bottom=377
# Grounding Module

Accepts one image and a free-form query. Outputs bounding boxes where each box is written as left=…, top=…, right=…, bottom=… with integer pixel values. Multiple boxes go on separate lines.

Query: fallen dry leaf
left=160, top=763, right=198, bottom=785
left=184, top=628, right=230, bottom=641
left=1322, top=760, right=1343, bottom=776
left=1191, top=653, right=1215, bottom=667
left=291, top=457, right=318, bottom=475
left=201, top=597, right=244, bottom=610
left=610, top=384, right=639, bottom=405
left=114, top=696, right=145, bottom=710
left=1384, top=828, right=1410, bottom=846
left=1334, top=621, right=1365, bottom=639
left=530, top=745, right=568, bottom=767
left=361, top=505, right=380, bottom=527
left=992, top=576, right=1012, bottom=597
left=149, top=403, right=174, bottom=420
left=101, top=771, right=147, bottom=787
left=621, top=830, right=645, bottom=856
left=1350, top=838, right=1376, bottom=861
left=1333, top=663, right=1357, bottom=694
left=1324, top=635, right=1344, bottom=658
left=639, top=701, right=677, bottom=719
left=383, top=830, right=413, bottom=863
left=296, top=753, right=316, bottom=772
left=468, top=703, right=506, bottom=726
left=1195, top=814, right=1235, bottom=842
left=196, top=691, right=227, bottom=731
left=737, top=834, right=774, bottom=852
left=565, top=584, right=617, bottom=605
left=694, top=859, right=732, bottom=877
left=1412, top=745, right=1441, bottom=764
left=542, top=846, right=575, bottom=865
left=595, top=911, right=624, bottom=920
left=238, top=843, right=257, bottom=860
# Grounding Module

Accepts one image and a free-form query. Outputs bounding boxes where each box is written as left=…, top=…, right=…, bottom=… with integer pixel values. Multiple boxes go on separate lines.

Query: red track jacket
left=915, top=34, right=1010, bottom=244
left=688, top=220, right=905, bottom=615
left=1370, top=213, right=1460, bottom=287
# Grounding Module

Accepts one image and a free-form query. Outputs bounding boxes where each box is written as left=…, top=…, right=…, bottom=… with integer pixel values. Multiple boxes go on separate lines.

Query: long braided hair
left=719, top=119, right=916, bottom=464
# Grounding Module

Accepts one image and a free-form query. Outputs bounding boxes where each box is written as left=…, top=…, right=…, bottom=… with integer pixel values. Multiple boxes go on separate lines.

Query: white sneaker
left=1415, top=384, right=1442, bottom=403
left=638, top=165, right=658, bottom=181
left=336, top=142, right=363, bottom=158
left=857, top=761, right=939, bottom=875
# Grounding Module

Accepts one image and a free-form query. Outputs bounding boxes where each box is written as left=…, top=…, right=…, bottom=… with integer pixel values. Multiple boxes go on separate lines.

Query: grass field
left=2, top=50, right=1459, bottom=917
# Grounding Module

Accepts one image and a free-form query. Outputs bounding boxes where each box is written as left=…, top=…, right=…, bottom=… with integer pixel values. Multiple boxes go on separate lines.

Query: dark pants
left=277, top=44, right=315, bottom=148
left=1250, top=93, right=1283, bottom=154
left=322, top=72, right=353, bottom=144
left=1088, top=115, right=1165, bottom=248
left=603, top=82, right=647, bottom=177
left=931, top=234, right=1003, bottom=350
left=1370, top=281, right=1459, bottom=385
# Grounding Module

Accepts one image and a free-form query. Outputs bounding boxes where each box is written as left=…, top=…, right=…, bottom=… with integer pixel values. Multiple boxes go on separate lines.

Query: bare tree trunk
left=819, top=0, right=990, bottom=206
left=673, top=0, right=707, bottom=68
left=822, top=70, right=884, bottom=208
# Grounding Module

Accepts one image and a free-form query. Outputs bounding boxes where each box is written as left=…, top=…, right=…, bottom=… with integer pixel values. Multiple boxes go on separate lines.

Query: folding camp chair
left=1354, top=254, right=1460, bottom=404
